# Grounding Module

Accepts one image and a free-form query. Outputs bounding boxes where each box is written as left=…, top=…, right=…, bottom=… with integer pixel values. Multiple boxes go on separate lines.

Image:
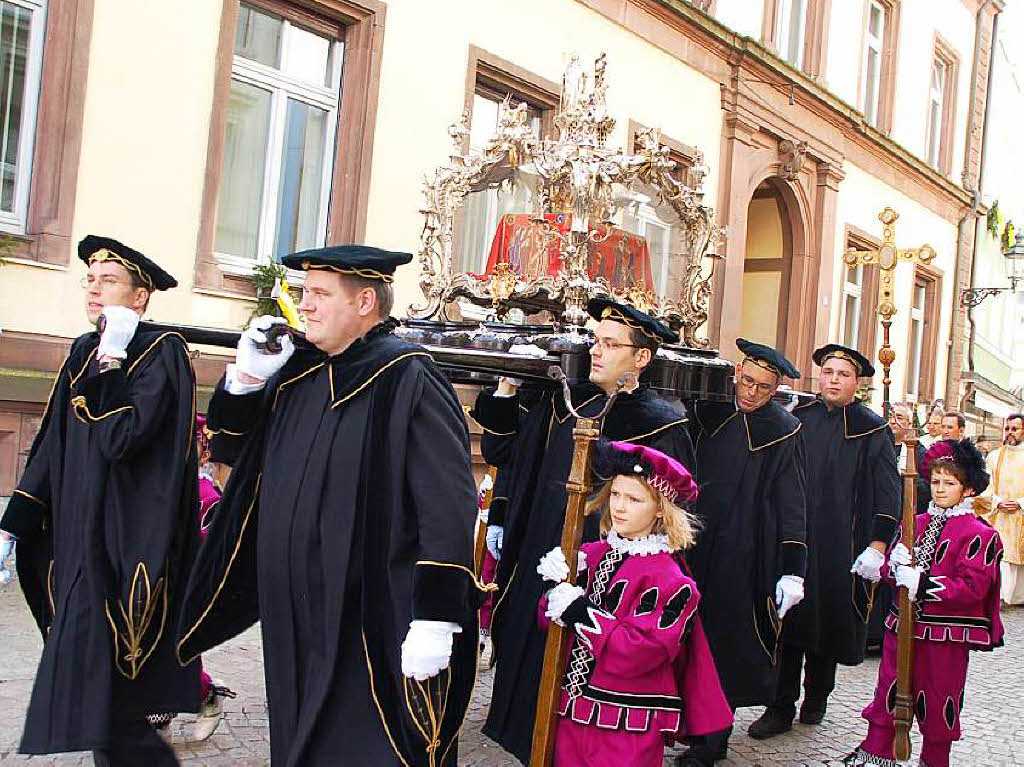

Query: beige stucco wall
left=825, top=0, right=976, bottom=183
left=0, top=0, right=245, bottom=340
left=831, top=162, right=959, bottom=405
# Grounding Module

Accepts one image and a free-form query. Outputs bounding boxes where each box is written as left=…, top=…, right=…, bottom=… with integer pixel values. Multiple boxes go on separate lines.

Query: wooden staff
left=892, top=435, right=919, bottom=761
left=474, top=465, right=499, bottom=579
left=530, top=367, right=631, bottom=767
left=530, top=415, right=600, bottom=766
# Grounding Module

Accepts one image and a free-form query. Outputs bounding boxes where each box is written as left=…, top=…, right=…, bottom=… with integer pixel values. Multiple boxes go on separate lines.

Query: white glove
left=96, top=305, right=140, bottom=360
left=235, top=316, right=294, bottom=382
left=775, top=575, right=805, bottom=619
left=400, top=620, right=462, bottom=680
left=544, top=582, right=585, bottom=625
left=508, top=343, right=548, bottom=358
left=889, top=542, right=912, bottom=568
left=486, top=525, right=504, bottom=560
left=495, top=376, right=523, bottom=391
left=894, top=564, right=923, bottom=602
left=851, top=546, right=886, bottom=582
left=536, top=546, right=587, bottom=582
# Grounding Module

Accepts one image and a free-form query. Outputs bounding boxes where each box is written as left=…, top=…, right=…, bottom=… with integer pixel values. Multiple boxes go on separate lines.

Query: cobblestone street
left=0, top=578, right=1021, bottom=766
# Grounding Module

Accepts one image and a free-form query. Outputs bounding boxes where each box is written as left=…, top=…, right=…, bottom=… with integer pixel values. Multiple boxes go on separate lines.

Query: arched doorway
left=738, top=179, right=794, bottom=350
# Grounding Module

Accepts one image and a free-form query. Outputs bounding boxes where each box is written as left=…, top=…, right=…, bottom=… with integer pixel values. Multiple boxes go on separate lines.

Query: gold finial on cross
left=842, top=207, right=936, bottom=320
left=840, top=207, right=936, bottom=416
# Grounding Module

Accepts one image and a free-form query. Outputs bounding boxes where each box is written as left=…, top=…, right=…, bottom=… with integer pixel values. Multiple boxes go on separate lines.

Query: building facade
left=0, top=0, right=1010, bottom=491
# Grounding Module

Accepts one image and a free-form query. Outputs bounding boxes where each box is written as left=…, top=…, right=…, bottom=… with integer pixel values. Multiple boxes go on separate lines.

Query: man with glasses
left=1, top=236, right=199, bottom=765
left=748, top=344, right=899, bottom=740
left=677, top=339, right=806, bottom=766
left=474, top=297, right=695, bottom=764
left=978, top=413, right=1024, bottom=604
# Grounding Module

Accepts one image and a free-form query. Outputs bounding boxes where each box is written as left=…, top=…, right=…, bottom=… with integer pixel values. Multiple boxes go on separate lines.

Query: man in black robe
left=1, top=236, right=200, bottom=765
left=176, top=245, right=483, bottom=766
left=678, top=339, right=807, bottom=765
left=476, top=298, right=696, bottom=764
left=748, top=344, right=899, bottom=739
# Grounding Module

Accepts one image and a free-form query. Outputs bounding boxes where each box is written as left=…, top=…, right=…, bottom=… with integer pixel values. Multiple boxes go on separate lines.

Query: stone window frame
left=5, top=0, right=94, bottom=268
left=761, top=0, right=831, bottom=79
left=906, top=262, right=942, bottom=402
left=624, top=120, right=702, bottom=303
left=926, top=34, right=960, bottom=177
left=193, top=0, right=385, bottom=296
left=841, top=224, right=882, bottom=357
left=856, top=0, right=901, bottom=133
left=450, top=47, right=560, bottom=266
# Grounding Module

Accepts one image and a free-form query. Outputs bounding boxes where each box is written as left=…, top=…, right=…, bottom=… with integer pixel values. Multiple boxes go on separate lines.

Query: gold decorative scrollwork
left=411, top=54, right=724, bottom=347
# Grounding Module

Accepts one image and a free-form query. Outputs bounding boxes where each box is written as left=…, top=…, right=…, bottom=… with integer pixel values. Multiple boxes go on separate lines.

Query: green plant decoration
left=248, top=261, right=287, bottom=326
left=987, top=202, right=1001, bottom=239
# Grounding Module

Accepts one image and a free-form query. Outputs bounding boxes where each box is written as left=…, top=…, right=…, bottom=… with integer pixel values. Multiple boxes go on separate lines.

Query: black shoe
left=675, top=756, right=710, bottom=767
left=747, top=708, right=793, bottom=739
left=799, top=699, right=827, bottom=724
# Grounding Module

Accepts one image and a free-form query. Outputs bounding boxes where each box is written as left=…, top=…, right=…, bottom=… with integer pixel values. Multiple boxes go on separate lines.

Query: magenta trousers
left=554, top=715, right=664, bottom=767
left=858, top=632, right=970, bottom=767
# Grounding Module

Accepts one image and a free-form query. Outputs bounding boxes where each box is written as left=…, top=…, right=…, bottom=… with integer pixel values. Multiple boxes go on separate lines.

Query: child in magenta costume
left=845, top=438, right=1003, bottom=767
left=537, top=440, right=733, bottom=767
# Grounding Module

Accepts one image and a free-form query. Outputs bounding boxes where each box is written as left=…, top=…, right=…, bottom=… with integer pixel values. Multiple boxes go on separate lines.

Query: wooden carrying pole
left=473, top=465, right=499, bottom=578
left=529, top=416, right=600, bottom=767
left=892, top=436, right=919, bottom=761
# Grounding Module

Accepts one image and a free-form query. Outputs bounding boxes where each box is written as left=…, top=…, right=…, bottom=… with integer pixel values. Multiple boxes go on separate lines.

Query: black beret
left=736, top=338, right=800, bottom=379
left=812, top=343, right=875, bottom=378
left=281, top=244, right=413, bottom=283
left=78, top=235, right=177, bottom=291
left=587, top=297, right=678, bottom=344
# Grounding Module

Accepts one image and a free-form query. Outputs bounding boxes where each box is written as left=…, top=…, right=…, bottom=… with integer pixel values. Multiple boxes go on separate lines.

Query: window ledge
left=2, top=255, right=67, bottom=272
left=213, top=252, right=306, bottom=285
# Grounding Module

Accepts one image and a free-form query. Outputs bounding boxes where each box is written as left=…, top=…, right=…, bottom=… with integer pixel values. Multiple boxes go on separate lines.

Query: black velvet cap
left=78, top=235, right=177, bottom=291
left=281, top=244, right=413, bottom=284
left=587, top=297, right=678, bottom=344
left=736, top=338, right=800, bottom=379
left=812, top=343, right=875, bottom=378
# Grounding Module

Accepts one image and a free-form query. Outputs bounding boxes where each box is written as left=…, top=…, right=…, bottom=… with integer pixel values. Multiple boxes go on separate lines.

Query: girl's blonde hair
left=586, top=477, right=700, bottom=550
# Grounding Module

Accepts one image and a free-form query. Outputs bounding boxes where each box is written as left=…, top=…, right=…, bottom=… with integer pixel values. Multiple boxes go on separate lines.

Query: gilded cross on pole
left=842, top=206, right=936, bottom=763
left=842, top=207, right=936, bottom=417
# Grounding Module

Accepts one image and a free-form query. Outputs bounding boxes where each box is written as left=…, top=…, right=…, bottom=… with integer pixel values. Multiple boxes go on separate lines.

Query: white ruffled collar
left=928, top=498, right=975, bottom=518
left=606, top=529, right=675, bottom=556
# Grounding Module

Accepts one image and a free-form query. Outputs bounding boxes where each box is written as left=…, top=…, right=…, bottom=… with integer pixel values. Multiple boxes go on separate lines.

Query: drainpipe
left=947, top=0, right=999, bottom=407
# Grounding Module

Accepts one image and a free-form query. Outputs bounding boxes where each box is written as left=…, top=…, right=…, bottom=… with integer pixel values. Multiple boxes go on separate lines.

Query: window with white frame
left=839, top=263, right=864, bottom=349
left=861, top=1, right=885, bottom=126
left=455, top=86, right=543, bottom=276
left=906, top=281, right=926, bottom=400
left=775, top=0, right=807, bottom=69
left=629, top=204, right=673, bottom=296
left=214, top=3, right=343, bottom=267
left=0, top=0, right=45, bottom=233
left=926, top=57, right=946, bottom=169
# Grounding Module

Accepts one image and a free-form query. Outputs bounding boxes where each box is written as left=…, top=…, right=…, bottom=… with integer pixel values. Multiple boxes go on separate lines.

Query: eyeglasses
left=738, top=374, right=775, bottom=395
left=590, top=338, right=639, bottom=353
left=80, top=276, right=133, bottom=290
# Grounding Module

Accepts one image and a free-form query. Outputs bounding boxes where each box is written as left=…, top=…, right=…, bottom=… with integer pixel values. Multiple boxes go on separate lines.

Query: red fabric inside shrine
left=478, top=213, right=654, bottom=291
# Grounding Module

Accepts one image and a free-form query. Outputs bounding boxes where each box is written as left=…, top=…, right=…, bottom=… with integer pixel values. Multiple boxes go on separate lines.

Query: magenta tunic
left=197, top=473, right=220, bottom=538
left=853, top=504, right=1003, bottom=767
left=539, top=535, right=733, bottom=767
